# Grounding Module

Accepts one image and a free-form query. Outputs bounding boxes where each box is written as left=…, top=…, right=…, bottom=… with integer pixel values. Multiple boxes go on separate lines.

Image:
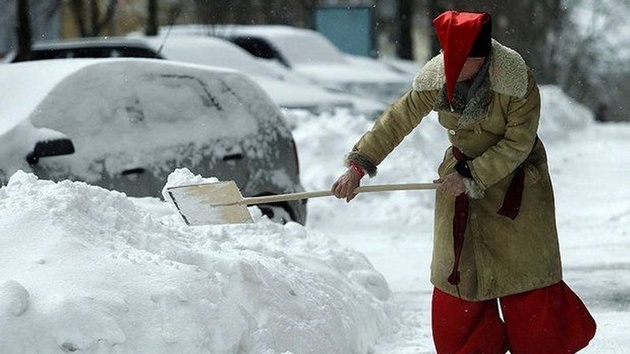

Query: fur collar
left=412, top=39, right=528, bottom=99
left=434, top=73, right=493, bottom=127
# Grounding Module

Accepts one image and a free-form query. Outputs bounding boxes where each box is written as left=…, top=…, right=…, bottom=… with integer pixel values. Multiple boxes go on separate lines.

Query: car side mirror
left=26, top=138, right=75, bottom=165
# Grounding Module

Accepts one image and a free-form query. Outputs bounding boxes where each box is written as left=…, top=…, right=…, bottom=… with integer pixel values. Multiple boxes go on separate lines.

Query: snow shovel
left=166, top=180, right=437, bottom=226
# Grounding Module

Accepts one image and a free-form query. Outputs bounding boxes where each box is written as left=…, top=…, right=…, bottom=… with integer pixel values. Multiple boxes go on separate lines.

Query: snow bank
left=0, top=170, right=395, bottom=354
left=538, top=85, right=594, bottom=142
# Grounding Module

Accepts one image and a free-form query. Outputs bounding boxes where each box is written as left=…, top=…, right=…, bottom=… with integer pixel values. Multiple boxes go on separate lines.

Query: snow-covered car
left=0, top=58, right=307, bottom=224
left=140, top=35, right=387, bottom=118
left=164, top=25, right=412, bottom=104
left=3, top=36, right=386, bottom=119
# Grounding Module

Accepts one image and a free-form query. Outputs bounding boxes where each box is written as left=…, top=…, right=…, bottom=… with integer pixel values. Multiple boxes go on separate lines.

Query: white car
left=140, top=35, right=387, bottom=118
left=164, top=25, right=412, bottom=104
left=0, top=58, right=307, bottom=224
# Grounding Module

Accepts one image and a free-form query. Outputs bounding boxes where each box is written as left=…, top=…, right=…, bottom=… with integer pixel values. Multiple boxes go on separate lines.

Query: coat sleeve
left=346, top=89, right=437, bottom=176
left=469, top=70, right=541, bottom=190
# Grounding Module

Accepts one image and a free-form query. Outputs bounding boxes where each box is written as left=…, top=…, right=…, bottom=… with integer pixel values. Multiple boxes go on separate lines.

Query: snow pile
left=0, top=170, right=394, bottom=354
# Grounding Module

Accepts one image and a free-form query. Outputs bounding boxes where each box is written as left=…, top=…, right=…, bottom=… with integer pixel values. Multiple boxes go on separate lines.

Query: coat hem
left=431, top=276, right=563, bottom=301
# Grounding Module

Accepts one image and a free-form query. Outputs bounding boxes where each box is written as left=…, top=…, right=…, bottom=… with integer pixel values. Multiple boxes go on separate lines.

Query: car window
left=231, top=37, right=288, bottom=66
left=29, top=46, right=162, bottom=61
left=114, top=47, right=163, bottom=58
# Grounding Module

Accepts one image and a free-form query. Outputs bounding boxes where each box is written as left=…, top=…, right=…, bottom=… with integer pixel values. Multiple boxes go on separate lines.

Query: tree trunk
left=69, top=0, right=87, bottom=37
left=397, top=0, right=413, bottom=59
left=90, top=0, right=99, bottom=36
left=427, top=0, right=442, bottom=56
left=146, top=0, right=158, bottom=36
left=14, top=0, right=32, bottom=62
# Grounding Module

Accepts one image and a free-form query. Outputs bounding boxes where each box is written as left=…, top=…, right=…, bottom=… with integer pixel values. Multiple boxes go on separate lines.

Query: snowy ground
left=1, top=85, right=628, bottom=353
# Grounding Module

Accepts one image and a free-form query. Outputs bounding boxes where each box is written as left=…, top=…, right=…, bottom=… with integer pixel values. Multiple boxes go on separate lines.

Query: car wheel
left=258, top=205, right=293, bottom=224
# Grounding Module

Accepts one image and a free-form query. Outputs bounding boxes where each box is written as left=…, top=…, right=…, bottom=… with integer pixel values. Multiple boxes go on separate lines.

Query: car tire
left=258, top=205, right=293, bottom=224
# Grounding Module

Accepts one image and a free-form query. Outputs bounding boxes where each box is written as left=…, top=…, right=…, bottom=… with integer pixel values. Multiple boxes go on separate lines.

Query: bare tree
left=426, top=0, right=445, bottom=56
left=146, top=0, right=158, bottom=36
left=546, top=0, right=630, bottom=121
left=68, top=0, right=118, bottom=37
left=397, top=0, right=413, bottom=59
left=14, top=0, right=31, bottom=62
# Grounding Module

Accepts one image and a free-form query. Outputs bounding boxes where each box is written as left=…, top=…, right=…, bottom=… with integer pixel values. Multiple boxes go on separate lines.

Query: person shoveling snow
left=331, top=10, right=596, bottom=354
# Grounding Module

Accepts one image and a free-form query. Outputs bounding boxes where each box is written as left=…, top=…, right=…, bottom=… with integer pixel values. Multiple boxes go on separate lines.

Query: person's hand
left=433, top=172, right=466, bottom=196
left=331, top=168, right=362, bottom=202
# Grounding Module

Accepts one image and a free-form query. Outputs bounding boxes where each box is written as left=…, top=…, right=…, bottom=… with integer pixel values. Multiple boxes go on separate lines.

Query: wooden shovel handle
left=241, top=183, right=437, bottom=205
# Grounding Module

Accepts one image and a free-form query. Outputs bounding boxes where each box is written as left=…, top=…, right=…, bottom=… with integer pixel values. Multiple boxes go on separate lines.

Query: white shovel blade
left=166, top=181, right=253, bottom=225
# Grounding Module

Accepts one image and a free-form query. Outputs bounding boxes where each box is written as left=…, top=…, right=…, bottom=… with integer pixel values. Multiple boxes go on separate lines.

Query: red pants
left=432, top=281, right=596, bottom=354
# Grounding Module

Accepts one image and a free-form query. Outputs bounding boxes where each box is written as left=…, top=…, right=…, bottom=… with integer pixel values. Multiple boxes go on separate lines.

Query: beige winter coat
left=346, top=40, right=562, bottom=301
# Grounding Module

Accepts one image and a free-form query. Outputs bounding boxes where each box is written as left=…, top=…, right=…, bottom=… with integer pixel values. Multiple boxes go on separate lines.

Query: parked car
left=140, top=35, right=387, bottom=118
left=3, top=36, right=386, bottom=119
left=1, top=37, right=164, bottom=62
left=0, top=58, right=306, bottom=224
left=164, top=25, right=412, bottom=104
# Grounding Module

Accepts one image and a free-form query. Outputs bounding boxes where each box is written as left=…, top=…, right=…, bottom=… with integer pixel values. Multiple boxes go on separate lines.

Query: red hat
left=433, top=11, right=492, bottom=103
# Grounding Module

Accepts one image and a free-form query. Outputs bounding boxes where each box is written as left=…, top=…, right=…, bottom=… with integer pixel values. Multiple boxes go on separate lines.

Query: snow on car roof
left=0, top=59, right=97, bottom=133
left=143, top=35, right=280, bottom=78
left=0, top=57, right=263, bottom=134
